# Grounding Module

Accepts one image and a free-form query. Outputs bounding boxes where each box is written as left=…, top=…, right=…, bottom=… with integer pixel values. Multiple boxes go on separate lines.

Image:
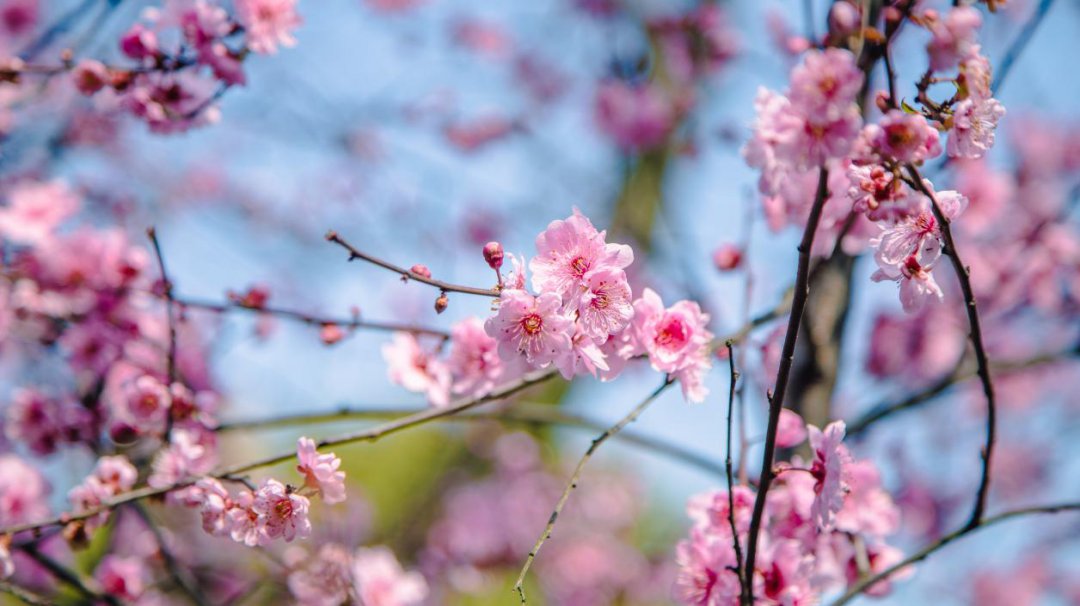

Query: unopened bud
left=434, top=292, right=449, bottom=314
left=712, top=244, right=743, bottom=271
left=828, top=1, right=860, bottom=36
left=875, top=90, right=892, bottom=113
left=320, top=323, right=344, bottom=345
left=411, top=264, right=432, bottom=279
left=483, top=241, right=504, bottom=270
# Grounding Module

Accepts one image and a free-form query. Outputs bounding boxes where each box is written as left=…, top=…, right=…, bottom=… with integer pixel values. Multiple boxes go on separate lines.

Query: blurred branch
left=513, top=377, right=675, bottom=604
left=147, top=228, right=179, bottom=385
left=19, top=542, right=119, bottom=605
left=829, top=502, right=1080, bottom=605
left=992, top=0, right=1055, bottom=96
left=130, top=503, right=210, bottom=606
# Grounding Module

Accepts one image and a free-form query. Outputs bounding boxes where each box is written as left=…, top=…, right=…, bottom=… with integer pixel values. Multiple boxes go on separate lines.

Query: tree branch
left=906, top=165, right=996, bottom=530
left=725, top=341, right=746, bottom=596
left=513, top=378, right=675, bottom=603
left=742, top=165, right=831, bottom=605
left=829, top=502, right=1080, bottom=605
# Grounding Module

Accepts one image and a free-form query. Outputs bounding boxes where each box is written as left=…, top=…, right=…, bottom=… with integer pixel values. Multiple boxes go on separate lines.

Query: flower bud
left=72, top=60, right=109, bottom=96
left=120, top=24, right=159, bottom=61
left=411, top=264, right=432, bottom=279
left=712, top=244, right=743, bottom=271
left=828, top=1, right=860, bottom=37
left=434, top=292, right=449, bottom=314
left=320, top=323, right=344, bottom=345
left=483, top=241, right=504, bottom=270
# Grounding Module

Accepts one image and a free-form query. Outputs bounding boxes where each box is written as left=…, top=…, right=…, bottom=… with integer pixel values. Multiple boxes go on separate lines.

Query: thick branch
left=742, top=166, right=830, bottom=605
left=906, top=165, right=996, bottom=530
left=513, top=378, right=674, bottom=603
left=325, top=230, right=500, bottom=298
left=829, top=502, right=1080, bottom=606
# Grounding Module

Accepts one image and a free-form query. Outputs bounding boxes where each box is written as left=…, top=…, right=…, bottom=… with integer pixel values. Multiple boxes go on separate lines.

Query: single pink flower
left=869, top=110, right=942, bottom=164
left=627, top=288, right=712, bottom=402
left=807, top=420, right=852, bottom=530
left=71, top=60, right=109, bottom=95
left=351, top=546, right=429, bottom=606
left=447, top=317, right=507, bottom=398
left=296, top=437, right=347, bottom=504
left=594, top=80, right=675, bottom=152
left=777, top=408, right=807, bottom=448
left=712, top=244, right=742, bottom=271
left=382, top=332, right=451, bottom=407
left=0, top=180, right=80, bottom=245
left=788, top=48, right=863, bottom=118
left=235, top=0, right=301, bottom=55
left=554, top=328, right=610, bottom=380
left=925, top=6, right=982, bottom=72
left=252, top=478, right=311, bottom=543
left=287, top=543, right=354, bottom=605
left=575, top=268, right=633, bottom=340
left=0, top=454, right=50, bottom=527
left=94, top=556, right=149, bottom=601
left=485, top=289, right=572, bottom=368
left=947, top=96, right=1005, bottom=159
left=529, top=210, right=633, bottom=301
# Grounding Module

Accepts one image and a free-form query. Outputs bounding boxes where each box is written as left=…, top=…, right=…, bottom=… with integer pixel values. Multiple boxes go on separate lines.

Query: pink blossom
left=235, top=0, right=301, bottom=55
left=251, top=478, right=311, bottom=543
left=0, top=0, right=37, bottom=37
left=529, top=210, right=633, bottom=301
left=148, top=427, right=218, bottom=490
left=0, top=454, right=50, bottom=527
left=553, top=328, right=610, bottom=380
left=947, top=96, right=1005, bottom=159
left=872, top=255, right=945, bottom=312
left=846, top=163, right=914, bottom=222
left=94, top=555, right=149, bottom=601
left=627, top=288, right=712, bottom=402
left=446, top=317, right=506, bottom=398
left=482, top=241, right=504, bottom=270
left=122, top=72, right=221, bottom=134
left=777, top=408, right=807, bottom=448
left=673, top=529, right=740, bottom=606
left=807, top=421, right=851, bottom=530
left=228, top=490, right=263, bottom=546
left=959, top=50, right=992, bottom=101
left=788, top=48, right=863, bottom=119
left=296, top=437, right=347, bottom=504
left=925, top=6, right=982, bottom=72
left=575, top=268, right=633, bottom=340
left=351, top=546, right=428, bottom=606
left=594, top=80, right=675, bottom=152
left=120, top=374, right=172, bottom=433
left=866, top=306, right=965, bottom=385
left=68, top=457, right=136, bottom=534
left=485, top=289, right=572, bottom=368
left=191, top=477, right=233, bottom=536
left=119, top=23, right=159, bottom=60
left=835, top=460, right=901, bottom=538
left=320, top=323, right=345, bottom=345
left=686, top=486, right=755, bottom=535
left=288, top=543, right=353, bottom=606
left=868, top=110, right=942, bottom=164
left=0, top=180, right=80, bottom=245
left=381, top=332, right=451, bottom=407
left=71, top=60, right=109, bottom=95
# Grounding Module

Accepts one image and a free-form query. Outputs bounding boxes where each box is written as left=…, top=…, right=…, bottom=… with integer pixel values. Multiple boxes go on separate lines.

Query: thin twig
left=829, top=502, right=1080, bottom=605
left=742, top=166, right=831, bottom=605
left=906, top=165, right=996, bottom=530
left=724, top=341, right=746, bottom=596
left=216, top=402, right=726, bottom=478
left=513, top=378, right=675, bottom=603
left=325, top=230, right=500, bottom=298
left=171, top=294, right=450, bottom=339
left=131, top=503, right=211, bottom=606
left=147, top=228, right=178, bottom=386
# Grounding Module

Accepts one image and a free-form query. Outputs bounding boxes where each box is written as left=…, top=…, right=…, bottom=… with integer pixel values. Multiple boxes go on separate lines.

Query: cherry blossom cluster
left=287, top=543, right=428, bottom=606
left=66, top=0, right=301, bottom=133
left=172, top=437, right=345, bottom=548
left=675, top=416, right=907, bottom=605
left=383, top=210, right=715, bottom=403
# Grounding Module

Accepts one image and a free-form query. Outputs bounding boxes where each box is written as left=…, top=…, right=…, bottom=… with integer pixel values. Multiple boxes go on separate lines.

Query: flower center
left=655, top=316, right=689, bottom=348
left=522, top=313, right=543, bottom=335
left=592, top=292, right=610, bottom=309
left=569, top=256, right=590, bottom=278
left=275, top=498, right=293, bottom=519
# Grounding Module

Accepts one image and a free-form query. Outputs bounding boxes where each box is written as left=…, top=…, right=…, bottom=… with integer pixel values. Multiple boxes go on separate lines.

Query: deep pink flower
left=252, top=478, right=311, bottom=543
left=485, top=289, right=572, bottom=368
left=351, top=546, right=428, bottom=606
left=94, top=555, right=149, bottom=601
left=627, top=288, right=712, bottom=402
left=297, top=437, right=347, bottom=504
left=382, top=332, right=451, bottom=407
left=235, top=0, right=301, bottom=55
left=673, top=529, right=740, bottom=606
left=711, top=244, right=742, bottom=271
left=119, top=23, right=159, bottom=60
left=807, top=420, right=852, bottom=530
left=869, top=110, right=942, bottom=164
left=529, top=210, right=633, bottom=301
left=947, top=97, right=1005, bottom=159
left=0, top=180, right=80, bottom=245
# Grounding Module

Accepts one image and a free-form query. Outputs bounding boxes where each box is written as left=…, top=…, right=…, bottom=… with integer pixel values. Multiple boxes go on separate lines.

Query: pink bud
left=434, top=292, right=449, bottom=314
left=410, top=264, right=432, bottom=279
left=483, top=241, right=504, bottom=270
left=828, top=1, right=860, bottom=36
left=712, top=244, right=743, bottom=271
left=320, top=323, right=344, bottom=345
left=119, top=24, right=159, bottom=61
left=72, top=60, right=109, bottom=96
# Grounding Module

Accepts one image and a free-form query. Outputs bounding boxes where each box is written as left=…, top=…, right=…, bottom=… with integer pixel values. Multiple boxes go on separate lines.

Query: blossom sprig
left=377, top=209, right=714, bottom=404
